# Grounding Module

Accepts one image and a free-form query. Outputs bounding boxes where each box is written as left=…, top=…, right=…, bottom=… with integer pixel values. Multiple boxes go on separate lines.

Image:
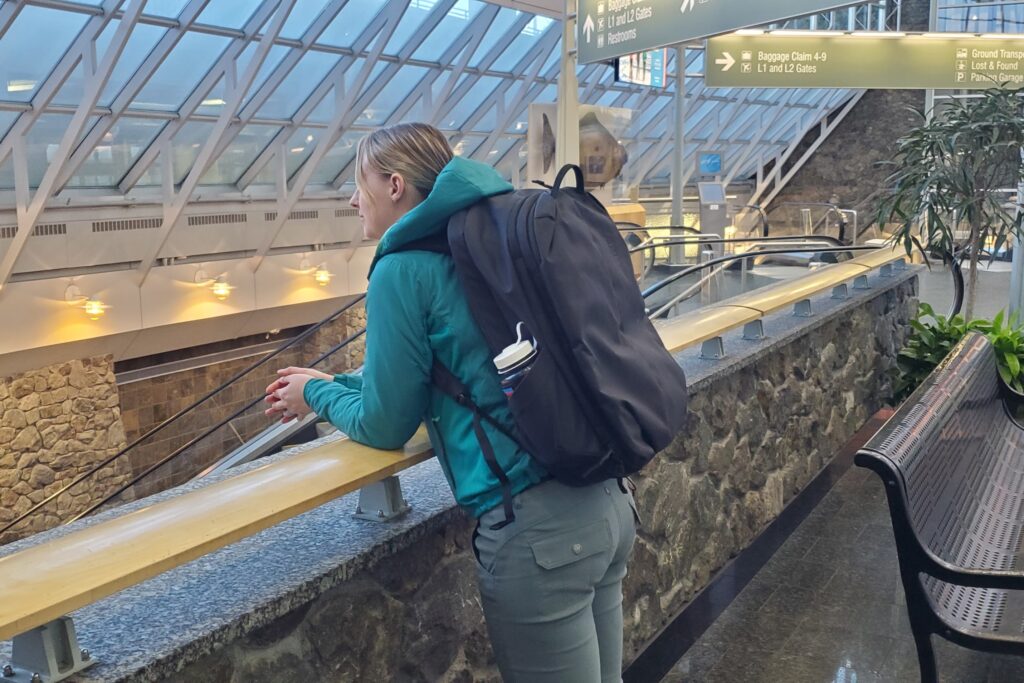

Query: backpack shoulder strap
left=430, top=359, right=521, bottom=530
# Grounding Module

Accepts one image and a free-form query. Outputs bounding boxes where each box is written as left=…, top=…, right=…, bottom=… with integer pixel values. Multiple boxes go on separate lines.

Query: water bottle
left=494, top=322, right=537, bottom=398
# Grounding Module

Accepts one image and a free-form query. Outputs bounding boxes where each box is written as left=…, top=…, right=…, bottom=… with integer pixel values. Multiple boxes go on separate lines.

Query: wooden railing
left=0, top=246, right=908, bottom=672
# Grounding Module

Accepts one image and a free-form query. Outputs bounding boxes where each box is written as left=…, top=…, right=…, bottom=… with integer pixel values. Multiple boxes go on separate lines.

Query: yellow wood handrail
left=0, top=432, right=433, bottom=641
left=656, top=247, right=906, bottom=353
left=0, top=245, right=908, bottom=642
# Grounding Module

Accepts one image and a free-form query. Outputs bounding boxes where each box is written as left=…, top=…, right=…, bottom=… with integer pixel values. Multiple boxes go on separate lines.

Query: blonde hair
left=355, top=123, right=453, bottom=197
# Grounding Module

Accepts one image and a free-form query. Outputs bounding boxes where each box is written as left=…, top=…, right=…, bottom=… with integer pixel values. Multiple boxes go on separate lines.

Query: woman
left=266, top=122, right=636, bottom=682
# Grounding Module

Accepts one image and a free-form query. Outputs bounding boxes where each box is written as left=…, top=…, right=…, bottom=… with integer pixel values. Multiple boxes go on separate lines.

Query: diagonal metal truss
left=0, top=0, right=148, bottom=290
left=134, top=0, right=298, bottom=284
left=0, top=0, right=895, bottom=236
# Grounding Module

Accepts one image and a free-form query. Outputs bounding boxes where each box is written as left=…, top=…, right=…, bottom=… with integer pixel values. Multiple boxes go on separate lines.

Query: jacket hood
left=369, top=156, right=513, bottom=276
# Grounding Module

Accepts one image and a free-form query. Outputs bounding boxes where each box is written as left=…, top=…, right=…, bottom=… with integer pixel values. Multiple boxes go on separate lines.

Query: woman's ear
left=388, top=173, right=406, bottom=203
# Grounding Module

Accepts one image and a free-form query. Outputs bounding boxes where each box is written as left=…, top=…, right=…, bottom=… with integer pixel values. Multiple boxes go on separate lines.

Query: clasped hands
left=264, top=367, right=332, bottom=424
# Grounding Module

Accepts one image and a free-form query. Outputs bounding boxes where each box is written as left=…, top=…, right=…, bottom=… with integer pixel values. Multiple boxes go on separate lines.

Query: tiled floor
left=659, top=465, right=1024, bottom=683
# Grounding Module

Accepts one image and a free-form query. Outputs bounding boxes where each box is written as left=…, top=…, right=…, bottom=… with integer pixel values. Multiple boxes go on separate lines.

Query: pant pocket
left=471, top=523, right=484, bottom=570
left=624, top=477, right=642, bottom=528
left=528, top=518, right=613, bottom=591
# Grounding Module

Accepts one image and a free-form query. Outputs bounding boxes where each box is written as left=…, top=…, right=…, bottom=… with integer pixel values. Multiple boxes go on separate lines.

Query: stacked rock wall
left=0, top=356, right=132, bottom=544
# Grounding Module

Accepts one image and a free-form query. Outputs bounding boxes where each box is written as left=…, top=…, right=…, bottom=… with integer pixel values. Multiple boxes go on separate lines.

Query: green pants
left=472, top=477, right=638, bottom=682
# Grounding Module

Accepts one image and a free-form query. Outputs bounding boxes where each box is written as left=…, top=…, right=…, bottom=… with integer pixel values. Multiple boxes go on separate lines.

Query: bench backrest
left=858, top=333, right=1024, bottom=631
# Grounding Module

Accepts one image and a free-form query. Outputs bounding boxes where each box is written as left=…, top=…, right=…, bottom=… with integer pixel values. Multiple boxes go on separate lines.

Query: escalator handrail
left=765, top=201, right=843, bottom=214
left=616, top=224, right=701, bottom=234
left=641, top=246, right=879, bottom=300
left=641, top=244, right=964, bottom=320
left=68, top=326, right=368, bottom=523
left=0, top=293, right=367, bottom=537
left=629, top=234, right=845, bottom=253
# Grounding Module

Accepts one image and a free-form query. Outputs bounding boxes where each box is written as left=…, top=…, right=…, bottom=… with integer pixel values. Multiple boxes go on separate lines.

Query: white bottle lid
left=494, top=322, right=535, bottom=373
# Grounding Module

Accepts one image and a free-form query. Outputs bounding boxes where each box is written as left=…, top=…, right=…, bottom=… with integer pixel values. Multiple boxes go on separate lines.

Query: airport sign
left=577, top=0, right=858, bottom=64
left=706, top=33, right=1024, bottom=89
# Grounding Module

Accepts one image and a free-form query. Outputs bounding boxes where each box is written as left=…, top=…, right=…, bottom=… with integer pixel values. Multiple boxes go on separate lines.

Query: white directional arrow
left=680, top=0, right=695, bottom=12
left=715, top=52, right=736, bottom=71
left=583, top=14, right=595, bottom=43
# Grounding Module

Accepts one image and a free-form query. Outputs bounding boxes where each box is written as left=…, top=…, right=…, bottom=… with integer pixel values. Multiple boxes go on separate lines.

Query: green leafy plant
left=981, top=310, right=1024, bottom=394
left=894, top=303, right=1024, bottom=403
left=876, top=87, right=1024, bottom=320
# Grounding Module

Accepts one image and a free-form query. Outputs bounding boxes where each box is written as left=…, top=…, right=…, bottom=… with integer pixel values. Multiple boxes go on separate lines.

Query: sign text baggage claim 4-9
left=705, top=34, right=1024, bottom=89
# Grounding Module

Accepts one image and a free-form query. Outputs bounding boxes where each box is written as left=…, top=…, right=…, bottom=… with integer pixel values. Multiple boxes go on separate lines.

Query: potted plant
left=894, top=303, right=1024, bottom=404
left=876, top=87, right=1024, bottom=320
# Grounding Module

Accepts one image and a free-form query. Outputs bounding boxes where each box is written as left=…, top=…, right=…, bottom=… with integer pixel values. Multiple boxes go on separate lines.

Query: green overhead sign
left=576, top=0, right=856, bottom=64
left=705, top=33, right=1024, bottom=89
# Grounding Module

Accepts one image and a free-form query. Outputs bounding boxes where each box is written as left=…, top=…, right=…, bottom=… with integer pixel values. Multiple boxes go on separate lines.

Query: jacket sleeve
left=303, top=257, right=432, bottom=450
left=332, top=373, right=363, bottom=390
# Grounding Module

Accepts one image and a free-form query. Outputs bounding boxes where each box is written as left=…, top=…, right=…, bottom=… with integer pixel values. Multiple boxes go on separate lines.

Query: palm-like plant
left=876, top=87, right=1024, bottom=320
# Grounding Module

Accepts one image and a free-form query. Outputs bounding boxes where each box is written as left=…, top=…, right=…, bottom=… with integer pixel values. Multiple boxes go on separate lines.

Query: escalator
left=0, top=295, right=368, bottom=543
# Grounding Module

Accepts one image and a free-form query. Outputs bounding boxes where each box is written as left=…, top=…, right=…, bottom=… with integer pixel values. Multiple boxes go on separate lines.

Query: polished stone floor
left=658, top=464, right=1024, bottom=683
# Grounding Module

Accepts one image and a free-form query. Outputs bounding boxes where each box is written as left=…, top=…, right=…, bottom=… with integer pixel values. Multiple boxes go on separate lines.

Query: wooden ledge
left=655, top=247, right=905, bottom=353
left=657, top=305, right=762, bottom=353
left=0, top=431, right=433, bottom=642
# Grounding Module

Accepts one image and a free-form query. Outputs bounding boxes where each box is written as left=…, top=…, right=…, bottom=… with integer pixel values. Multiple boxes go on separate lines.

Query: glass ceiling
left=0, top=0, right=894, bottom=206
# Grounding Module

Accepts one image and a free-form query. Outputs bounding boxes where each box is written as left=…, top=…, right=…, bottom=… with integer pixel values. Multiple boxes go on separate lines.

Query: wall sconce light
left=211, top=276, right=233, bottom=300
left=195, top=270, right=234, bottom=300
left=65, top=284, right=108, bottom=320
left=314, top=264, right=332, bottom=286
left=300, top=257, right=332, bottom=286
left=83, top=299, right=109, bottom=320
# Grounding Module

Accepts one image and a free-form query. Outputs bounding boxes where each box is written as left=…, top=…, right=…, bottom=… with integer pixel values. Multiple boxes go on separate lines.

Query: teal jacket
left=303, top=157, right=548, bottom=517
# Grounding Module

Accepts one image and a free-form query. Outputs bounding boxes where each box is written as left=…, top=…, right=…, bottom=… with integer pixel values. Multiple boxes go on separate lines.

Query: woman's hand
left=264, top=372, right=320, bottom=423
left=265, top=367, right=332, bottom=414
left=276, top=366, right=333, bottom=383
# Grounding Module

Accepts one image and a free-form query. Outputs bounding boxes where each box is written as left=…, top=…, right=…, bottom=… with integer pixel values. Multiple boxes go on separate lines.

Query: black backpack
left=404, top=165, right=688, bottom=527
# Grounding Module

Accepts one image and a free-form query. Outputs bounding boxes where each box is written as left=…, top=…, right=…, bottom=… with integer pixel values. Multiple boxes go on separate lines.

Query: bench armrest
left=919, top=549, right=1024, bottom=591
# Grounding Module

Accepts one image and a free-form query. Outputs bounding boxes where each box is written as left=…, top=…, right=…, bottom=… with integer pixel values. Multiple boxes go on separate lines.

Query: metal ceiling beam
left=0, top=0, right=145, bottom=292
left=428, top=8, right=530, bottom=129
left=449, top=20, right=558, bottom=152
left=134, top=0, right=297, bottom=285
left=235, top=0, right=455, bottom=192
left=327, top=4, right=501, bottom=189
left=0, top=2, right=25, bottom=42
left=109, top=0, right=285, bottom=193
left=49, top=0, right=213, bottom=191
left=250, top=0, right=407, bottom=272
left=0, top=0, right=125, bottom=171
left=489, top=66, right=567, bottom=177
left=475, top=26, right=560, bottom=159
left=233, top=0, right=351, bottom=123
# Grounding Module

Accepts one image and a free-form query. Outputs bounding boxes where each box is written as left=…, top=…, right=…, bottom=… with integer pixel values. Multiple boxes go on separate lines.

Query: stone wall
left=767, top=0, right=929, bottom=228
left=118, top=299, right=366, bottom=499
left=0, top=357, right=132, bottom=544
left=766, top=89, right=925, bottom=226
left=158, top=274, right=916, bottom=682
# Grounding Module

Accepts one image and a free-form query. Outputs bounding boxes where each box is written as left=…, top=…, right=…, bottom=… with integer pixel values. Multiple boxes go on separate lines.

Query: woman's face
left=350, top=165, right=411, bottom=241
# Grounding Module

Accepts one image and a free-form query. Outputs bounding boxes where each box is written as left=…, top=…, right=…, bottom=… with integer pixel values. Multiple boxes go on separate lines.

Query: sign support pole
left=670, top=45, right=687, bottom=264
left=557, top=0, right=580, bottom=169
left=1010, top=157, right=1024, bottom=321
left=924, top=0, right=936, bottom=118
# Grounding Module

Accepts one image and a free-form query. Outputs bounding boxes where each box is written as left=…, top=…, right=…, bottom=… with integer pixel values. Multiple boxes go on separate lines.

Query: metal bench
left=856, top=332, right=1024, bottom=683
